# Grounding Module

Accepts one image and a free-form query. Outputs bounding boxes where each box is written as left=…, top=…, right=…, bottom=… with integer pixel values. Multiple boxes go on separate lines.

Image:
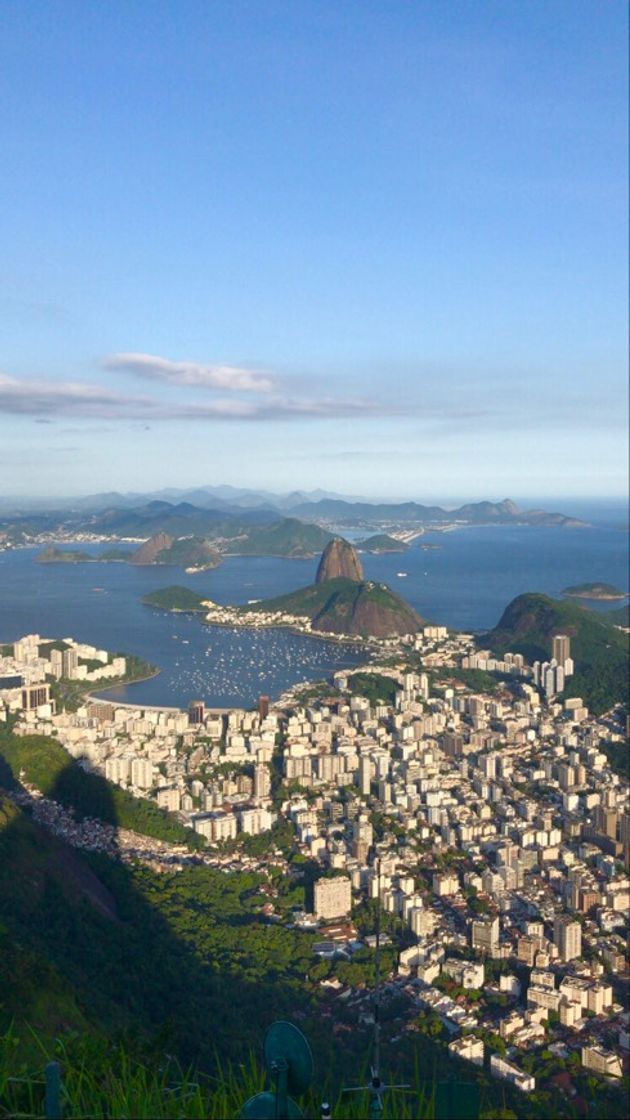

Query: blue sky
left=1, top=0, right=627, bottom=500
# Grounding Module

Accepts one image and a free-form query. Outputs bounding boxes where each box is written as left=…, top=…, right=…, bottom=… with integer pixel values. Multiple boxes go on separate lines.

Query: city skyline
left=1, top=1, right=628, bottom=499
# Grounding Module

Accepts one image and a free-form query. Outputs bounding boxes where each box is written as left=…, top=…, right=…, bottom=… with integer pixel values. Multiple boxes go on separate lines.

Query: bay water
left=0, top=500, right=626, bottom=708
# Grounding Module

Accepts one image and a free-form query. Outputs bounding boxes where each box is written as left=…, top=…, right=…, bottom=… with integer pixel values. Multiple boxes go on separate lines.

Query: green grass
left=0, top=1024, right=436, bottom=1120
left=239, top=577, right=349, bottom=616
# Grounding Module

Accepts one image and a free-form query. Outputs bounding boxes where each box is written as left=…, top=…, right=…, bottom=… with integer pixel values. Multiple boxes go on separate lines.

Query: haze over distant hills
left=0, top=488, right=587, bottom=535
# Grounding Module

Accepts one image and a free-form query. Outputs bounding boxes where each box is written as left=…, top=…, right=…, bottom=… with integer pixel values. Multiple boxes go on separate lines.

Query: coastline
left=144, top=599, right=374, bottom=650
left=563, top=592, right=628, bottom=602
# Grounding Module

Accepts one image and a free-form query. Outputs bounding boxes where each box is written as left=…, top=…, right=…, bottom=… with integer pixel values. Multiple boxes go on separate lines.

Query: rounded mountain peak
left=315, top=537, right=364, bottom=583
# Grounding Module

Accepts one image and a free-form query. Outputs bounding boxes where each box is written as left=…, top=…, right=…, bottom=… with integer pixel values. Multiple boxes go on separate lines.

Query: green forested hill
left=154, top=536, right=222, bottom=568
left=143, top=584, right=209, bottom=611
left=239, top=577, right=423, bottom=637
left=227, top=517, right=333, bottom=556
left=485, top=593, right=629, bottom=713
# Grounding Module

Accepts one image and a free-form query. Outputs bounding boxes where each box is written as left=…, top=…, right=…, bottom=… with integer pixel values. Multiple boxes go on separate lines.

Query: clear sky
left=1, top=0, right=627, bottom=501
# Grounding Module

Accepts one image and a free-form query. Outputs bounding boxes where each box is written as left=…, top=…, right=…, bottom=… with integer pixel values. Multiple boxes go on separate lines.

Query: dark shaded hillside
left=603, top=603, right=630, bottom=627
left=0, top=755, right=618, bottom=1119
left=484, top=593, right=629, bottom=714
left=0, top=779, right=317, bottom=1069
left=89, top=501, right=275, bottom=538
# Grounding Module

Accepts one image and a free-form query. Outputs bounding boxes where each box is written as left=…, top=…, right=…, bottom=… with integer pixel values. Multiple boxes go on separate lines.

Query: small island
left=357, top=533, right=409, bottom=553
left=562, top=582, right=627, bottom=602
left=142, top=585, right=210, bottom=612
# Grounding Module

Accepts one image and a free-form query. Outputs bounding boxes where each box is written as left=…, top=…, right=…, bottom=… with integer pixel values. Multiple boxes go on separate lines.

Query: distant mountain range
left=289, top=497, right=586, bottom=527
left=0, top=485, right=364, bottom=516
left=1, top=492, right=586, bottom=548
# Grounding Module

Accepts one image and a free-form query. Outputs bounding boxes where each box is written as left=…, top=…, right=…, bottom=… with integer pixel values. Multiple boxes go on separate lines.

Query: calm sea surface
left=0, top=501, right=627, bottom=708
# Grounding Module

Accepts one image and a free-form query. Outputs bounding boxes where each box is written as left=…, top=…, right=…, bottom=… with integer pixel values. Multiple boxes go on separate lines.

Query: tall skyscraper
left=471, top=915, right=499, bottom=954
left=188, top=700, right=205, bottom=725
left=62, top=648, right=79, bottom=677
left=359, top=755, right=372, bottom=796
left=254, top=763, right=271, bottom=801
left=552, top=634, right=571, bottom=665
left=553, top=914, right=582, bottom=961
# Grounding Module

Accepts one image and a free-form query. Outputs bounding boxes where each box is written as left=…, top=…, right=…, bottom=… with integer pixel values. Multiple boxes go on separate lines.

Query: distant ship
left=396, top=572, right=408, bottom=578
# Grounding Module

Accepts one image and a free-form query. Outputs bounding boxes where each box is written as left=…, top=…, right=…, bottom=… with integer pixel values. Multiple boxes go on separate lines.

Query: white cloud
left=0, top=372, right=385, bottom=422
left=104, top=352, right=275, bottom=392
left=0, top=373, right=145, bottom=418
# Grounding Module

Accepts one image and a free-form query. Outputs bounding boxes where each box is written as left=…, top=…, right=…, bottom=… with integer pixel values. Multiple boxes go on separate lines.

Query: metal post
left=271, top=1057, right=289, bottom=1120
left=44, top=1061, right=62, bottom=1120
left=368, top=1077, right=384, bottom=1118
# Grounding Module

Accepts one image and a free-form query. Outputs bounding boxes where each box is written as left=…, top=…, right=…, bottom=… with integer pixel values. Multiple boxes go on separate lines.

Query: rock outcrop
left=130, top=532, right=174, bottom=565
left=315, top=538, right=363, bottom=583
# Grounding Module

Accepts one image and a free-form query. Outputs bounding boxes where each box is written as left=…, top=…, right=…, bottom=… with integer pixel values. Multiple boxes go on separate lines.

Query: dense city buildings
left=1, top=621, right=628, bottom=1096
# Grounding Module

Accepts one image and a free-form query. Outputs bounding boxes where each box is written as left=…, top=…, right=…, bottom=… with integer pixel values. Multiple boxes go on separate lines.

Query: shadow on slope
left=0, top=757, right=318, bottom=1075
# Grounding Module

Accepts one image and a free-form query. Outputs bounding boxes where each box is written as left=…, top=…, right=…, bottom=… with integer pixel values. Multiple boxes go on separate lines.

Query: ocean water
left=0, top=501, right=627, bottom=708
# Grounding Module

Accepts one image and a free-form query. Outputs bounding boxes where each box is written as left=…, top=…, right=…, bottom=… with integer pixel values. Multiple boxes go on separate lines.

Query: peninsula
left=146, top=538, right=426, bottom=639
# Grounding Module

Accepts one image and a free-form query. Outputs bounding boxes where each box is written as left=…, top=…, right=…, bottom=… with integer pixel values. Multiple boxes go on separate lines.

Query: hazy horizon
left=1, top=486, right=628, bottom=514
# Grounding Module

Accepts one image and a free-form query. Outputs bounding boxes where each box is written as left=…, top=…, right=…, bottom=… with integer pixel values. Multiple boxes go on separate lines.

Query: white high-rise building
left=554, top=915, right=582, bottom=962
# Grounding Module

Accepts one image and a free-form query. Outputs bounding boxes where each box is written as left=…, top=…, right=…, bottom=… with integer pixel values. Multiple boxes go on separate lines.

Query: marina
left=0, top=506, right=626, bottom=709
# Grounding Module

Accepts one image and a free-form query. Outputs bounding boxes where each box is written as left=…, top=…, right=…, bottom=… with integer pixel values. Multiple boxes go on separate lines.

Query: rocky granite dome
left=315, top=537, right=364, bottom=583
left=130, top=532, right=174, bottom=564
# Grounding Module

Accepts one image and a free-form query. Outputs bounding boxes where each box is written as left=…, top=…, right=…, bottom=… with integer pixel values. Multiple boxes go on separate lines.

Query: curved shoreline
left=144, top=599, right=375, bottom=651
